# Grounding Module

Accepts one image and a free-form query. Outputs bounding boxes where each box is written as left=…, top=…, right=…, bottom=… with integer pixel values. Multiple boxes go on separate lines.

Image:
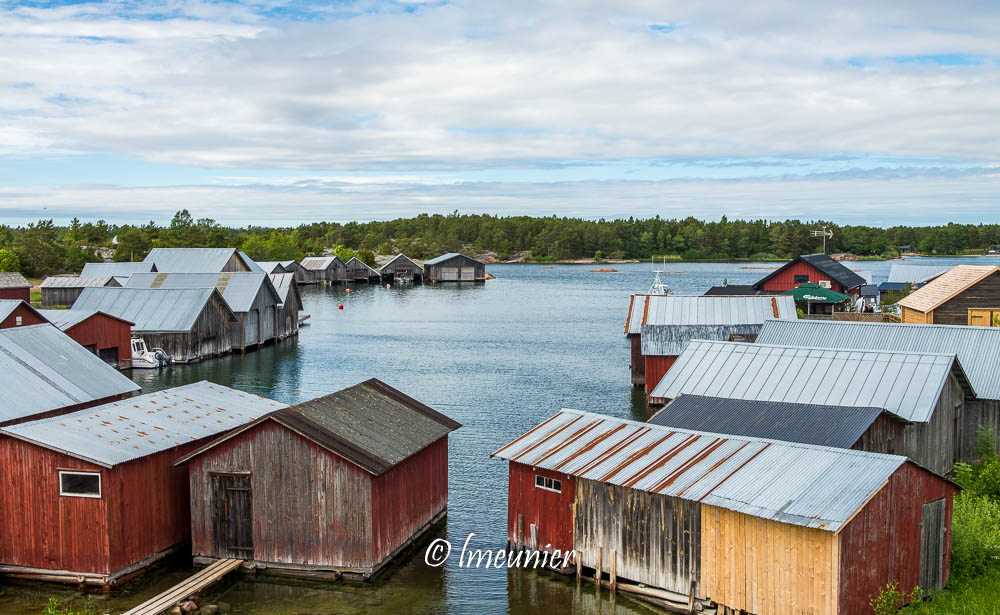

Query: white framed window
left=535, top=474, right=562, bottom=493
left=59, top=471, right=102, bottom=498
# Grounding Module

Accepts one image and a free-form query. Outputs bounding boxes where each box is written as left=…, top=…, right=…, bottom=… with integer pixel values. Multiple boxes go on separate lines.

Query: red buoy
left=338, top=304, right=344, bottom=310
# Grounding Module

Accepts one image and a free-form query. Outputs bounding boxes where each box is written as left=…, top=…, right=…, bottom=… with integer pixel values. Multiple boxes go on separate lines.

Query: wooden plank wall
left=958, top=398, right=1000, bottom=459
left=643, top=355, right=677, bottom=395
left=629, top=335, right=644, bottom=386
left=932, top=272, right=1000, bottom=325
left=900, top=306, right=931, bottom=324
left=701, top=504, right=839, bottom=615
left=759, top=260, right=848, bottom=293
left=0, top=303, right=47, bottom=328
left=575, top=479, right=700, bottom=595
left=64, top=314, right=133, bottom=369
left=507, top=463, right=575, bottom=554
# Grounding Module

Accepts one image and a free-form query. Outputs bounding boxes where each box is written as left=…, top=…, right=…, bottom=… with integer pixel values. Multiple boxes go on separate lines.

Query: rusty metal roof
left=758, top=318, right=1000, bottom=400
left=491, top=409, right=908, bottom=532
left=300, top=256, right=340, bottom=271
left=39, top=276, right=118, bottom=288
left=1, top=381, right=287, bottom=467
left=0, top=324, right=140, bottom=424
left=625, top=295, right=797, bottom=335
left=648, top=339, right=971, bottom=423
left=268, top=273, right=298, bottom=307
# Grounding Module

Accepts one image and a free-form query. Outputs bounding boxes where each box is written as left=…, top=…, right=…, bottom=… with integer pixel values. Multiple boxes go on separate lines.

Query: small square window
left=59, top=471, right=101, bottom=498
left=535, top=475, right=562, bottom=493
left=15, top=316, right=22, bottom=326
left=794, top=274, right=809, bottom=284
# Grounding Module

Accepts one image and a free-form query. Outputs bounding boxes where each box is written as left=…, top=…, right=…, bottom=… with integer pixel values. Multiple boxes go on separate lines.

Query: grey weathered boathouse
left=422, top=253, right=485, bottom=283
left=39, top=276, right=121, bottom=308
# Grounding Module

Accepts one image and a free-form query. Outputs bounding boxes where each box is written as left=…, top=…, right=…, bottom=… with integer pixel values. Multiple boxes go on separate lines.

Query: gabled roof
left=124, top=272, right=279, bottom=313
left=897, top=265, right=999, bottom=313
left=1, top=381, right=286, bottom=467
left=755, top=253, right=866, bottom=291
left=424, top=252, right=480, bottom=266
left=757, top=318, right=1000, bottom=400
left=300, top=256, right=340, bottom=271
left=268, top=273, right=300, bottom=309
left=175, top=379, right=460, bottom=475
left=344, top=257, right=379, bottom=274
left=649, top=339, right=972, bottom=423
left=80, top=262, right=157, bottom=277
left=887, top=264, right=952, bottom=284
left=36, top=309, right=134, bottom=331
left=0, top=299, right=44, bottom=323
left=254, top=261, right=286, bottom=274
left=492, top=409, right=913, bottom=532
left=378, top=253, right=424, bottom=273
left=0, top=324, right=140, bottom=424
left=650, top=394, right=898, bottom=448
left=625, top=295, right=796, bottom=336
left=39, top=276, right=118, bottom=289
left=143, top=248, right=263, bottom=274
left=73, top=287, right=236, bottom=333
left=0, top=272, right=31, bottom=289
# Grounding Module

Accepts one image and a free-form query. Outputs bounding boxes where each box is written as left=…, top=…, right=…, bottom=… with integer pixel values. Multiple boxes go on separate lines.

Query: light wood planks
left=120, top=558, right=243, bottom=615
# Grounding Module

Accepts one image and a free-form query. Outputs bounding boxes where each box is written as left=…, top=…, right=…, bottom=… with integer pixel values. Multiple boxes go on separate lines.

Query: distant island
left=1, top=210, right=998, bottom=278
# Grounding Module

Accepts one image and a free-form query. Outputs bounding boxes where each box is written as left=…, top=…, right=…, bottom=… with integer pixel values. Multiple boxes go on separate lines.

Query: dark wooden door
left=920, top=498, right=946, bottom=593
left=212, top=474, right=253, bottom=559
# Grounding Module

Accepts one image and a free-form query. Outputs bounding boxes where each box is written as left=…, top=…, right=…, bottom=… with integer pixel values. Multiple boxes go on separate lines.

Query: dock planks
left=120, top=558, right=243, bottom=615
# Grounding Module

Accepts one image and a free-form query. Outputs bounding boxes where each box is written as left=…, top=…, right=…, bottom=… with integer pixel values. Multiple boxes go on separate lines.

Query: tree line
left=1, top=210, right=999, bottom=278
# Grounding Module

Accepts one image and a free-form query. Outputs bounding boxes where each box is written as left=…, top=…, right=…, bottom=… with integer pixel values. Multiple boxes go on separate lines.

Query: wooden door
left=920, top=498, right=946, bottom=593
left=244, top=309, right=259, bottom=346
left=460, top=267, right=475, bottom=281
left=212, top=474, right=253, bottom=559
left=968, top=308, right=1000, bottom=327
left=441, top=266, right=459, bottom=281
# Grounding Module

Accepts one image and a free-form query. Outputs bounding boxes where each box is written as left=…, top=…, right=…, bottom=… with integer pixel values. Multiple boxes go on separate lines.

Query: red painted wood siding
left=759, top=260, right=852, bottom=293
left=65, top=314, right=132, bottom=369
left=506, top=462, right=575, bottom=554
left=188, top=420, right=377, bottom=569
left=837, top=462, right=958, bottom=615
left=0, top=437, right=111, bottom=574
left=0, top=288, right=31, bottom=302
left=370, top=437, right=449, bottom=564
left=644, top=355, right=677, bottom=395
left=0, top=304, right=47, bottom=329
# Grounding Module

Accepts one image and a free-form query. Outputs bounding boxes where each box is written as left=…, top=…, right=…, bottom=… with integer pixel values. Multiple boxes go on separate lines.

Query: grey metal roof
left=756, top=254, right=866, bottom=290
left=758, top=318, right=1000, bottom=400
left=143, top=248, right=263, bottom=273
left=378, top=253, right=424, bottom=273
left=80, top=262, right=156, bottom=277
left=73, top=287, right=234, bottom=333
left=0, top=324, right=140, bottom=424
left=860, top=284, right=880, bottom=297
left=650, top=394, right=893, bottom=447
left=124, top=272, right=277, bottom=313
left=1, top=381, right=286, bottom=467
left=648, top=339, right=969, bottom=423
left=268, top=273, right=299, bottom=308
left=492, top=409, right=908, bottom=532
left=423, top=252, right=480, bottom=266
left=0, top=272, right=31, bottom=289
left=39, top=276, right=118, bottom=288
left=300, top=256, right=338, bottom=271
left=254, top=261, right=286, bottom=274
left=641, top=323, right=764, bottom=355
left=888, top=264, right=952, bottom=284
left=0, top=300, right=30, bottom=322
left=345, top=257, right=379, bottom=274
left=36, top=309, right=133, bottom=330
left=625, top=295, right=797, bottom=335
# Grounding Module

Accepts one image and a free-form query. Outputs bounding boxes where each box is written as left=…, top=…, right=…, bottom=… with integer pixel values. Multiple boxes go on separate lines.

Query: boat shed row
left=493, top=410, right=958, bottom=615
left=624, top=295, right=797, bottom=391
left=39, top=275, right=120, bottom=307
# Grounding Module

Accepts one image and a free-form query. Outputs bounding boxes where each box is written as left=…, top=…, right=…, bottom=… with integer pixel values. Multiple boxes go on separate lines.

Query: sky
left=1, top=0, right=999, bottom=227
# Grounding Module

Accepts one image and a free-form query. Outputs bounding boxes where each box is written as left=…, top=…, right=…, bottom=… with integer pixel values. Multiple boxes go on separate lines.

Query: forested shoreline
left=1, top=210, right=999, bottom=277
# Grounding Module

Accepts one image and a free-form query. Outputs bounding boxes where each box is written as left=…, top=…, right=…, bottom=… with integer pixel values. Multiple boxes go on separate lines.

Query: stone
left=201, top=606, right=219, bottom=615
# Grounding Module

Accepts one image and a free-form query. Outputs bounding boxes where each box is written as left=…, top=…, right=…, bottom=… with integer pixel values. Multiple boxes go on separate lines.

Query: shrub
left=951, top=492, right=1000, bottom=581
left=870, top=582, right=921, bottom=615
left=41, top=597, right=95, bottom=615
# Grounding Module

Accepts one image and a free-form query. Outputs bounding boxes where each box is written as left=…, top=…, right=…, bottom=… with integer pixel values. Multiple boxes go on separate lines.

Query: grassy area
left=905, top=568, right=1000, bottom=614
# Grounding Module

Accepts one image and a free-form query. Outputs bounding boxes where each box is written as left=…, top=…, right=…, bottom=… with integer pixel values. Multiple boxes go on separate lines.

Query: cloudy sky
left=1, top=0, right=998, bottom=226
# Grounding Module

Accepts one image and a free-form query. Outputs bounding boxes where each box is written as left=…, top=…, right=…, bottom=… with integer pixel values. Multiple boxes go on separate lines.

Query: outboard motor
left=153, top=349, right=171, bottom=367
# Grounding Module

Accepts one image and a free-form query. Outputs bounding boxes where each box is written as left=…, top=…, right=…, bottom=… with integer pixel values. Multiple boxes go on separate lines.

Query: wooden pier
left=120, top=558, right=243, bottom=615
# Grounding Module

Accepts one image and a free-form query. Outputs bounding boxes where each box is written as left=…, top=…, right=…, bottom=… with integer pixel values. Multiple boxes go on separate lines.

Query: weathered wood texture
left=379, top=257, right=423, bottom=282
left=0, top=303, right=47, bottom=329
left=837, top=462, right=958, bottom=615
left=275, top=283, right=302, bottom=340
left=222, top=253, right=251, bottom=272
left=136, top=292, right=233, bottom=363
left=229, top=288, right=279, bottom=350
left=41, top=286, right=86, bottom=308
left=575, top=479, right=700, bottom=596
left=896, top=372, right=964, bottom=475
left=929, top=271, right=1000, bottom=325
left=958, top=398, right=1000, bottom=459
left=424, top=255, right=486, bottom=283
left=61, top=313, right=133, bottom=369
left=758, top=260, right=854, bottom=294
left=628, top=335, right=644, bottom=386
left=643, top=354, right=677, bottom=395
left=506, top=463, right=576, bottom=554
left=701, top=503, right=839, bottom=615
left=282, top=262, right=307, bottom=284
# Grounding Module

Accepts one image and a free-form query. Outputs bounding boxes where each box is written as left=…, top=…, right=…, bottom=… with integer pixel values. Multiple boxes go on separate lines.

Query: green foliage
left=377, top=241, right=394, bottom=255
left=0, top=248, right=20, bottom=272
left=951, top=491, right=1000, bottom=581
left=882, top=282, right=914, bottom=307
left=333, top=245, right=356, bottom=263
left=974, top=425, right=998, bottom=464
left=870, top=582, right=921, bottom=615
left=357, top=249, right=377, bottom=268
left=904, top=566, right=1000, bottom=614
left=41, top=597, right=95, bottom=615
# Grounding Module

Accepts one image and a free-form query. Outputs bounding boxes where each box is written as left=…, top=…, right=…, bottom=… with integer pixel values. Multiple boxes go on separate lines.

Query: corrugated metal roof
left=36, top=309, right=134, bottom=330
left=0, top=272, right=31, bottom=289
left=144, top=248, right=263, bottom=274
left=1, top=381, right=286, bottom=467
left=758, top=318, right=1000, bottom=400
left=756, top=254, right=866, bottom=291
left=268, top=273, right=297, bottom=306
left=625, top=295, right=796, bottom=335
left=0, top=324, right=140, bottom=424
left=73, top=287, right=234, bottom=332
left=0, top=299, right=30, bottom=322
left=650, top=394, right=893, bottom=447
left=80, top=262, right=156, bottom=277
left=124, top=272, right=276, bottom=313
left=378, top=253, right=424, bottom=273
left=254, top=261, right=286, bottom=274
left=491, top=409, right=907, bottom=532
left=423, top=252, right=480, bottom=266
left=345, top=257, right=379, bottom=274
left=887, top=264, right=952, bottom=284
left=897, top=265, right=999, bottom=313
left=300, top=256, right=338, bottom=271
left=39, top=276, right=117, bottom=288
left=648, top=339, right=969, bottom=423
left=641, top=323, right=764, bottom=356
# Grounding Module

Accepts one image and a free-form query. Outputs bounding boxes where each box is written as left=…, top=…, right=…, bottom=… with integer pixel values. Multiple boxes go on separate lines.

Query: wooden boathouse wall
left=961, top=398, right=1000, bottom=459
left=229, top=287, right=278, bottom=351
left=575, top=479, right=700, bottom=596
left=0, top=303, right=47, bottom=329
left=138, top=292, right=234, bottom=363
left=642, top=355, right=677, bottom=395
left=908, top=270, right=1000, bottom=325
left=628, top=335, right=644, bottom=386
left=506, top=463, right=576, bottom=554
left=62, top=313, right=133, bottom=369
left=757, top=259, right=858, bottom=295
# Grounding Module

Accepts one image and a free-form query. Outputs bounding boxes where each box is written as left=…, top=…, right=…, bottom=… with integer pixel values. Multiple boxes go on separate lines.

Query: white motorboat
left=130, top=337, right=171, bottom=369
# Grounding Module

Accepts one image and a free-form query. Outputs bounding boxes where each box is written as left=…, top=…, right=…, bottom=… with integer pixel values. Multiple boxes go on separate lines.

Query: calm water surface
left=4, top=257, right=997, bottom=615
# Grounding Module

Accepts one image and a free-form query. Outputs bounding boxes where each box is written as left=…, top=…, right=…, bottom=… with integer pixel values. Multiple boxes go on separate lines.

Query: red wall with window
left=506, top=462, right=576, bottom=555
left=759, top=261, right=849, bottom=293
left=0, top=303, right=47, bottom=329
left=63, top=313, right=133, bottom=369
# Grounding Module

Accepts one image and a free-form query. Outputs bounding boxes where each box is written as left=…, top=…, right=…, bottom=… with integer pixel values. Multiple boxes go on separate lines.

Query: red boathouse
left=753, top=253, right=866, bottom=296
left=175, top=379, right=461, bottom=579
left=38, top=309, right=134, bottom=369
left=0, top=300, right=47, bottom=329
left=0, top=382, right=286, bottom=585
